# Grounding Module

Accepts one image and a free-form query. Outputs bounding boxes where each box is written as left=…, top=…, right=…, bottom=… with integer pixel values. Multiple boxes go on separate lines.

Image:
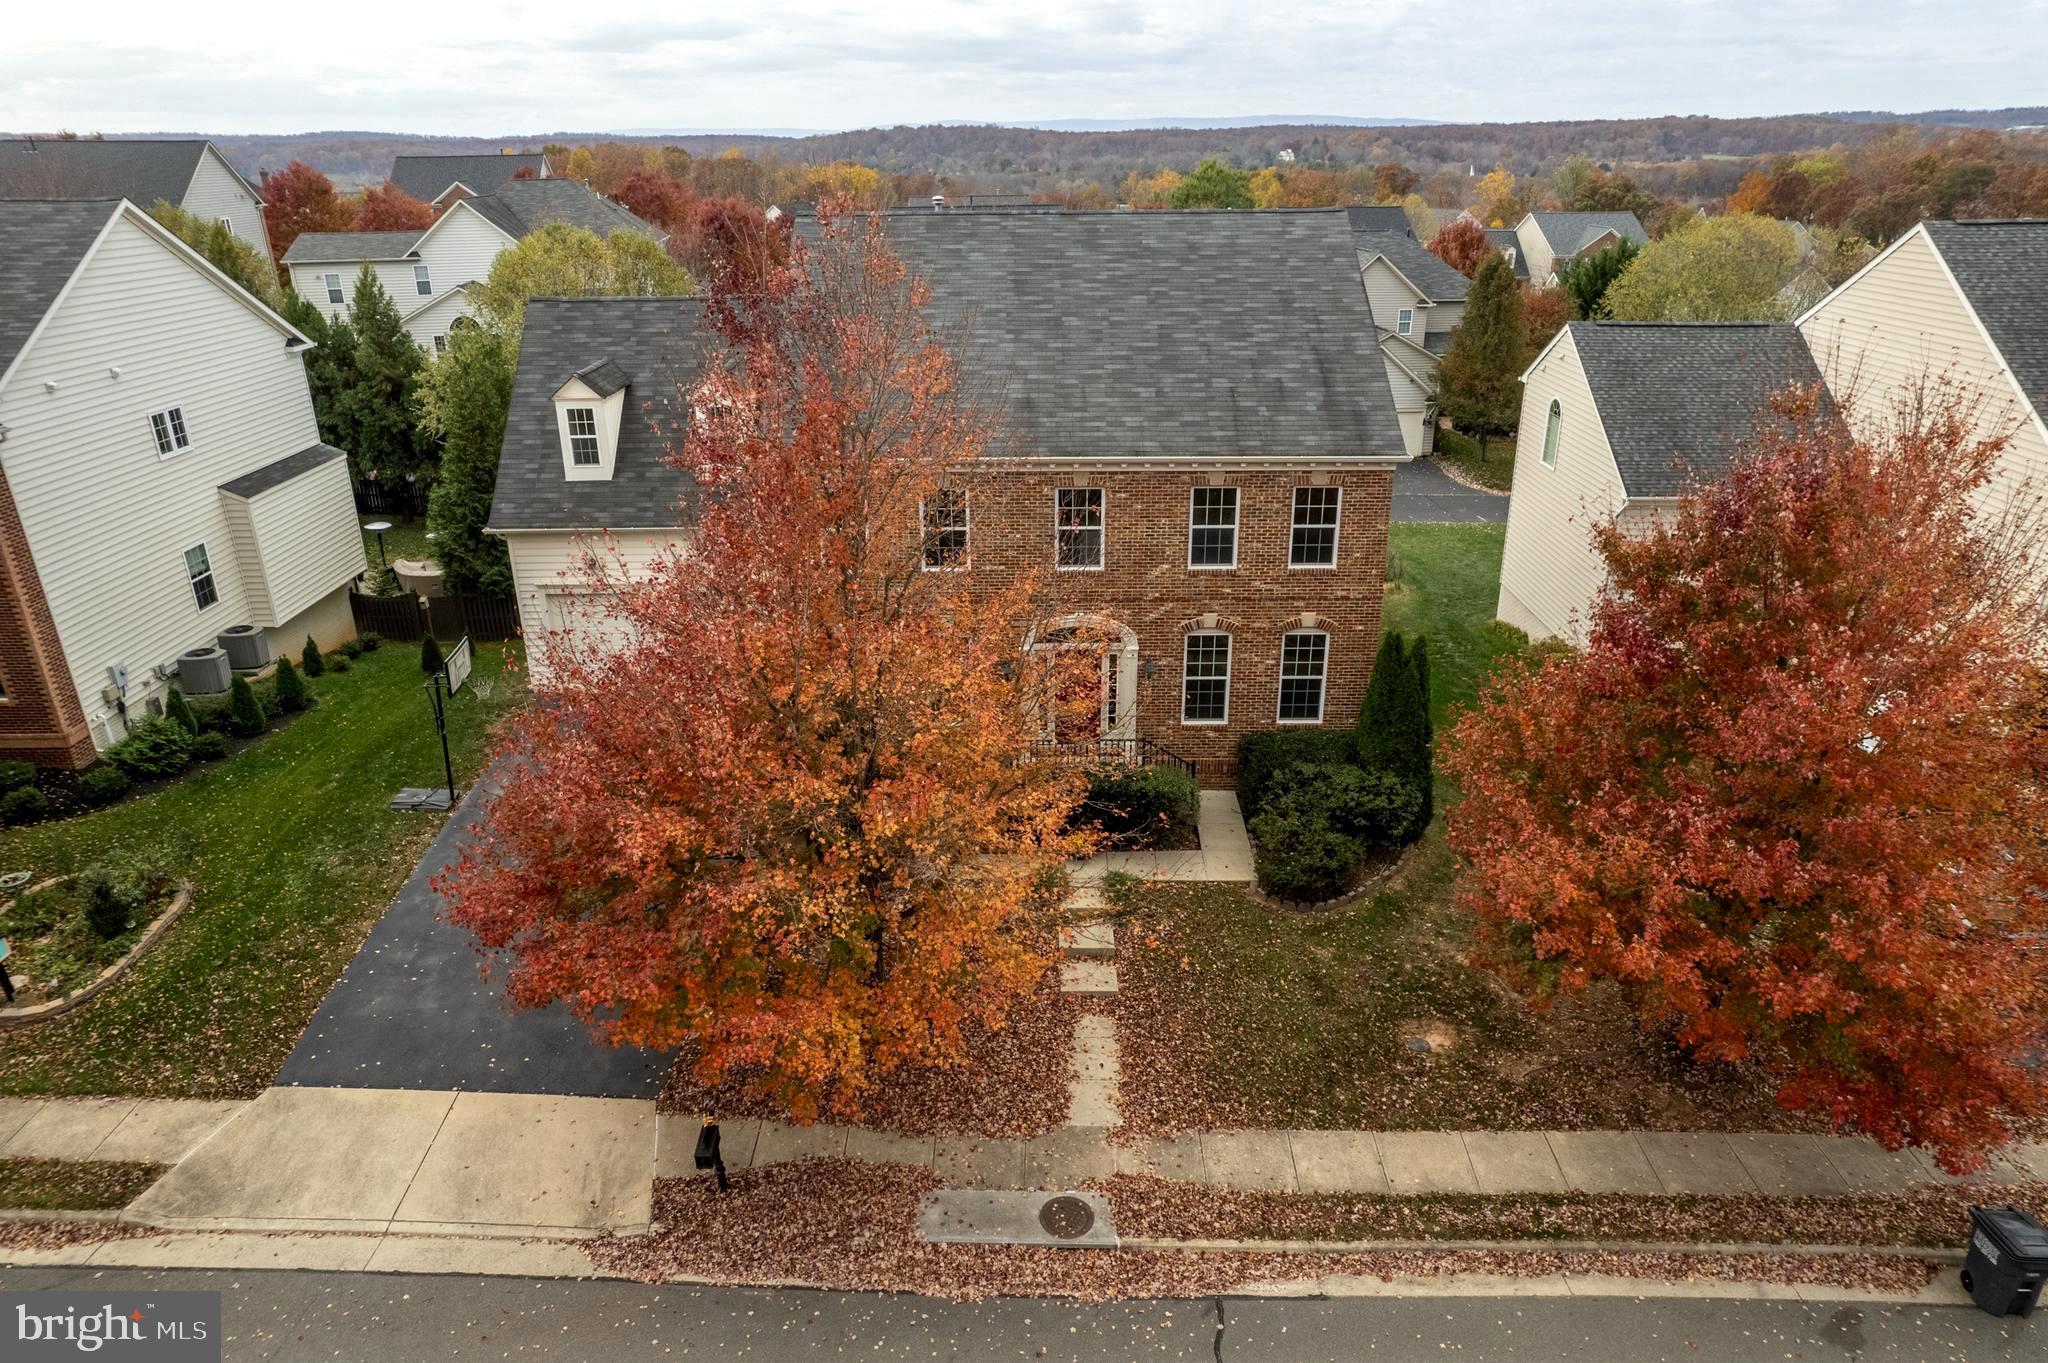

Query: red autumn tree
left=353, top=180, right=436, bottom=232
left=672, top=194, right=790, bottom=289
left=1428, top=216, right=1494, bottom=278
left=438, top=209, right=1096, bottom=1119
left=1445, top=383, right=2048, bottom=1170
left=260, top=160, right=353, bottom=263
left=612, top=169, right=693, bottom=233
left=512, top=164, right=539, bottom=180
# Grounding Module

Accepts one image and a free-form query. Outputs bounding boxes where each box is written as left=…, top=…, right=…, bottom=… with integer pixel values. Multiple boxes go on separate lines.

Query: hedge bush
left=1235, top=728, right=1361, bottom=819
left=1078, top=762, right=1200, bottom=846
left=227, top=676, right=266, bottom=738
left=301, top=635, right=325, bottom=678
left=273, top=656, right=309, bottom=713
left=1266, top=763, right=1421, bottom=849
left=1250, top=804, right=1362, bottom=902
left=106, top=717, right=194, bottom=781
left=190, top=731, right=229, bottom=761
left=74, top=765, right=132, bottom=807
left=164, top=687, right=198, bottom=735
left=83, top=870, right=136, bottom=940
left=0, top=761, right=36, bottom=795
left=0, top=786, right=47, bottom=827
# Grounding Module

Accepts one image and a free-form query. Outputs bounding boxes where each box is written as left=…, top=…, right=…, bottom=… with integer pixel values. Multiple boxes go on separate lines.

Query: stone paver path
left=0, top=1098, right=245, bottom=1165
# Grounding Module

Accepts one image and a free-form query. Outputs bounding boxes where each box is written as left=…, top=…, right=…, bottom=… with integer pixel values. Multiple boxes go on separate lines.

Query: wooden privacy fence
left=348, top=592, right=520, bottom=643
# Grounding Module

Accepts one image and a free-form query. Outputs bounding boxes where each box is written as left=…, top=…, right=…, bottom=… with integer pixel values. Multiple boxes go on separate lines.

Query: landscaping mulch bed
left=659, top=972, right=1078, bottom=1138
left=1114, top=876, right=1821, bottom=1136
left=1099, top=1173, right=2046, bottom=1249
left=0, top=1157, right=168, bottom=1211
left=587, top=1160, right=1938, bottom=1300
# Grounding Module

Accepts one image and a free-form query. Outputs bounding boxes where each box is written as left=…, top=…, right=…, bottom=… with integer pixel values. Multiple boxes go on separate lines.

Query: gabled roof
left=1560, top=321, right=1824, bottom=498
left=388, top=152, right=545, bottom=203
left=0, top=138, right=258, bottom=207
left=806, top=209, right=1404, bottom=459
left=281, top=229, right=424, bottom=265
left=1483, top=228, right=1529, bottom=279
left=1920, top=219, right=2048, bottom=424
left=1345, top=205, right=1413, bottom=238
left=1354, top=229, right=1471, bottom=304
left=455, top=179, right=663, bottom=243
left=488, top=298, right=706, bottom=533
left=1524, top=211, right=1648, bottom=258
left=567, top=359, right=631, bottom=397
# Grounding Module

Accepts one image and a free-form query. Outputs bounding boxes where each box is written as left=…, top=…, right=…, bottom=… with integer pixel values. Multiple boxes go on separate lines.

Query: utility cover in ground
left=918, top=1189, right=1117, bottom=1248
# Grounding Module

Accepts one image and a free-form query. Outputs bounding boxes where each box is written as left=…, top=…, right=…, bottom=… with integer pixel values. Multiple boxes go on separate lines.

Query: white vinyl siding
left=0, top=211, right=357, bottom=743
left=289, top=258, right=420, bottom=321
left=1360, top=257, right=1424, bottom=333
left=399, top=285, right=478, bottom=349
left=501, top=530, right=687, bottom=687
left=179, top=145, right=272, bottom=259
left=221, top=457, right=363, bottom=627
left=411, top=204, right=518, bottom=294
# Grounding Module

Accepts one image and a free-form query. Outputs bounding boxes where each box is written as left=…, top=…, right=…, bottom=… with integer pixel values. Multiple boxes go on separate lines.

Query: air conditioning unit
left=217, top=624, right=271, bottom=672
left=177, top=645, right=232, bottom=695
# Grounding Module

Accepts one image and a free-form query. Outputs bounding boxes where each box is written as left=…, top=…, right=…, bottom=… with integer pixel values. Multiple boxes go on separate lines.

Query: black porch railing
left=1026, top=734, right=1198, bottom=780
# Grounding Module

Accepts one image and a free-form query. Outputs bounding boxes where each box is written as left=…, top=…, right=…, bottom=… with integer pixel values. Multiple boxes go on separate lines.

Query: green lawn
left=0, top=1158, right=167, bottom=1211
left=361, top=517, right=435, bottom=569
left=1382, top=521, right=1519, bottom=722
left=0, top=643, right=522, bottom=1098
left=1434, top=430, right=1517, bottom=493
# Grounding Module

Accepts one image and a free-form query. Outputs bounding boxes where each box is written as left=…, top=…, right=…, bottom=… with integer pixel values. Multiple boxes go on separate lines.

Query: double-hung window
left=921, top=490, right=968, bottom=569
left=565, top=406, right=600, bottom=465
left=184, top=544, right=218, bottom=610
left=1396, top=307, right=1414, bottom=336
left=414, top=263, right=433, bottom=296
left=1188, top=487, right=1239, bottom=568
left=324, top=272, right=344, bottom=306
left=1181, top=632, right=1231, bottom=724
left=1277, top=631, right=1329, bottom=723
left=1289, top=486, right=1340, bottom=567
left=1055, top=488, right=1103, bottom=569
left=148, top=406, right=190, bottom=457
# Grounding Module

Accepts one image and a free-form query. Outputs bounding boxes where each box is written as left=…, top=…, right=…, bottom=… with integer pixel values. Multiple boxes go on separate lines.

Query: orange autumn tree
left=438, top=209, right=1095, bottom=1119
left=1445, top=384, right=2048, bottom=1170
left=353, top=180, right=436, bottom=232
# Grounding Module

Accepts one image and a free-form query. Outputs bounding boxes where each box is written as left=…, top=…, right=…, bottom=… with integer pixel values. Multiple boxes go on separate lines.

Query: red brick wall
left=0, top=467, right=96, bottom=768
left=958, top=465, right=1392, bottom=783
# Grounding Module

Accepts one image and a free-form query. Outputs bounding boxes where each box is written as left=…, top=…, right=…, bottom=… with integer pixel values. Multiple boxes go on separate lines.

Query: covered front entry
left=1029, top=613, right=1139, bottom=756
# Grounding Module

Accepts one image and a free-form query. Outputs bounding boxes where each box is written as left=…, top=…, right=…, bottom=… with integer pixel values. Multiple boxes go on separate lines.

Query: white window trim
left=148, top=406, right=191, bottom=459
left=1054, top=487, right=1105, bottom=572
left=564, top=405, right=601, bottom=466
left=184, top=543, right=219, bottom=611
left=1276, top=629, right=1330, bottom=725
left=432, top=334, right=448, bottom=354
left=1288, top=485, right=1343, bottom=570
left=1180, top=630, right=1232, bottom=726
left=1541, top=398, right=1562, bottom=468
left=323, top=272, right=344, bottom=306
left=1396, top=307, right=1414, bottom=336
left=919, top=491, right=970, bottom=572
left=414, top=263, right=433, bottom=296
left=1187, top=487, right=1240, bottom=570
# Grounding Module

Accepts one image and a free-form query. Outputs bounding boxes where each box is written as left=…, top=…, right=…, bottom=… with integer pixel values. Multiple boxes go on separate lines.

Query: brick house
left=488, top=210, right=1408, bottom=782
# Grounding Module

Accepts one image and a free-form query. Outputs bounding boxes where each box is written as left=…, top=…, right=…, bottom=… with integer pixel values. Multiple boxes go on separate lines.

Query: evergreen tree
left=279, top=289, right=358, bottom=454
left=343, top=265, right=433, bottom=487
left=1356, top=632, right=1433, bottom=842
left=1407, top=637, right=1435, bottom=833
left=273, top=655, right=309, bottom=713
left=363, top=561, right=402, bottom=597
left=420, top=633, right=444, bottom=677
left=1169, top=158, right=1256, bottom=210
left=1356, top=632, right=1410, bottom=773
left=301, top=635, right=325, bottom=677
left=1557, top=237, right=1640, bottom=320
left=1435, top=254, right=1528, bottom=460
left=164, top=686, right=198, bottom=735
left=227, top=676, right=266, bottom=737
left=420, top=325, right=517, bottom=594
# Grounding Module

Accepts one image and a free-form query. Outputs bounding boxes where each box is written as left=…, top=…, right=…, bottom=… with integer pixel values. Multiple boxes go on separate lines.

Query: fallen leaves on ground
left=0, top=1219, right=152, bottom=1253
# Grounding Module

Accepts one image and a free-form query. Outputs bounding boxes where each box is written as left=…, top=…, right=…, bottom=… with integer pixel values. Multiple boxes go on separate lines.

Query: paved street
left=277, top=784, right=667, bottom=1098
left=1, top=1266, right=2034, bottom=1361
left=1393, top=457, right=1509, bottom=523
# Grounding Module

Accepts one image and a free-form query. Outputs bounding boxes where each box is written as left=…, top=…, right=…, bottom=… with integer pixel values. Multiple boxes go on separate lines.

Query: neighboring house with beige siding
left=1351, top=225, right=1470, bottom=457
left=282, top=179, right=665, bottom=351
left=1512, top=211, right=1648, bottom=286
left=1496, top=322, right=1821, bottom=643
left=0, top=200, right=364, bottom=766
left=0, top=139, right=272, bottom=259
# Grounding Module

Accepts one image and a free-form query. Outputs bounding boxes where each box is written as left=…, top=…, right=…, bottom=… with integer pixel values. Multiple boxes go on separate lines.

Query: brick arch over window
left=1176, top=612, right=1246, bottom=635
left=1272, top=611, right=1342, bottom=635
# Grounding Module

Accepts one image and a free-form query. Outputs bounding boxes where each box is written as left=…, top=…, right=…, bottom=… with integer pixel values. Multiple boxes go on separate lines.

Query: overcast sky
left=6, top=1, right=2046, bottom=137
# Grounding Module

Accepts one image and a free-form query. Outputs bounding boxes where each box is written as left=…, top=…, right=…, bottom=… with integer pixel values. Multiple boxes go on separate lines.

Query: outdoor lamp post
left=364, top=520, right=393, bottom=568
left=694, top=1118, right=730, bottom=1193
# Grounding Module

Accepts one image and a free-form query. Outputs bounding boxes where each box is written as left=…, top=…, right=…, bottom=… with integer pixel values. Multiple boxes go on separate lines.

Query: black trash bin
left=1962, top=1205, right=2048, bottom=1318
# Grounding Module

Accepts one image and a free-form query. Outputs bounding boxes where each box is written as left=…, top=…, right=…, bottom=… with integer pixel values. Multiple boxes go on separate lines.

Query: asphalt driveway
left=1393, top=458, right=1509, bottom=523
left=278, top=783, right=668, bottom=1098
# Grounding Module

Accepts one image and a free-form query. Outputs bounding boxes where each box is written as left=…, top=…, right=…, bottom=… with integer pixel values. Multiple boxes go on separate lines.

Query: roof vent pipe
left=931, top=194, right=945, bottom=212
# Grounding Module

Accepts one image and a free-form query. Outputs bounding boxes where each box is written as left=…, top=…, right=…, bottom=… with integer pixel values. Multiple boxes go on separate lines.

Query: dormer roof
left=567, top=358, right=630, bottom=398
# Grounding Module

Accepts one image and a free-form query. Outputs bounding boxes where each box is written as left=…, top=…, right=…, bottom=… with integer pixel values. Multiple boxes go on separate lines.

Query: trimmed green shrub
left=1079, top=763, right=1199, bottom=846
left=301, top=635, right=325, bottom=678
left=419, top=633, right=444, bottom=676
left=1357, top=631, right=1433, bottom=842
left=337, top=639, right=365, bottom=660
left=190, top=732, right=229, bottom=761
left=327, top=654, right=352, bottom=673
left=1235, top=728, right=1361, bottom=819
left=164, top=687, right=199, bottom=735
left=1264, top=763, right=1421, bottom=850
left=1250, top=805, right=1361, bottom=902
left=106, top=717, right=194, bottom=780
left=227, top=676, right=266, bottom=737
left=74, top=765, right=131, bottom=807
left=273, top=656, right=309, bottom=713
left=0, top=786, right=47, bottom=827
left=0, top=761, right=36, bottom=794
left=358, top=631, right=383, bottom=652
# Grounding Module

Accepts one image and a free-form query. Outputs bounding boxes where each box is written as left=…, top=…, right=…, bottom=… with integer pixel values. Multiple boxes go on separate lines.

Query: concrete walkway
left=0, top=1097, right=245, bottom=1165
left=1392, top=458, right=1509, bottom=524
left=1071, top=790, right=1253, bottom=883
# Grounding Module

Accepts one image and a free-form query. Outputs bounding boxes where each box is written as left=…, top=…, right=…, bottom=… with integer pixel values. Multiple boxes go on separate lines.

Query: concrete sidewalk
left=1071, top=790, right=1253, bottom=883
left=0, top=1097, right=245, bottom=1165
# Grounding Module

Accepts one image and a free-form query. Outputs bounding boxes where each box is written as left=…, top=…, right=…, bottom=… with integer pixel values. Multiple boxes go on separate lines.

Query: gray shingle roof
left=806, top=209, right=1403, bottom=459
left=0, top=139, right=230, bottom=207
left=0, top=199, right=118, bottom=380
left=388, top=153, right=545, bottom=203
left=459, top=179, right=662, bottom=243
left=488, top=298, right=707, bottom=533
left=1345, top=205, right=1413, bottom=238
left=219, top=442, right=347, bottom=499
left=1566, top=321, right=1825, bottom=497
left=1528, top=211, right=1649, bottom=258
left=280, top=229, right=423, bottom=264
left=1355, top=229, right=1470, bottom=303
left=1922, top=219, right=2048, bottom=423
left=1483, top=228, right=1529, bottom=279
left=571, top=359, right=631, bottom=397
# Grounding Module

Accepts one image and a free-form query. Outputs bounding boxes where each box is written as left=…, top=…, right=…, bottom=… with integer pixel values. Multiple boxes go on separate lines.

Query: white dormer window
left=414, top=264, right=432, bottom=296
left=149, top=406, right=190, bottom=458
left=566, top=407, right=600, bottom=465
left=1397, top=307, right=1414, bottom=336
